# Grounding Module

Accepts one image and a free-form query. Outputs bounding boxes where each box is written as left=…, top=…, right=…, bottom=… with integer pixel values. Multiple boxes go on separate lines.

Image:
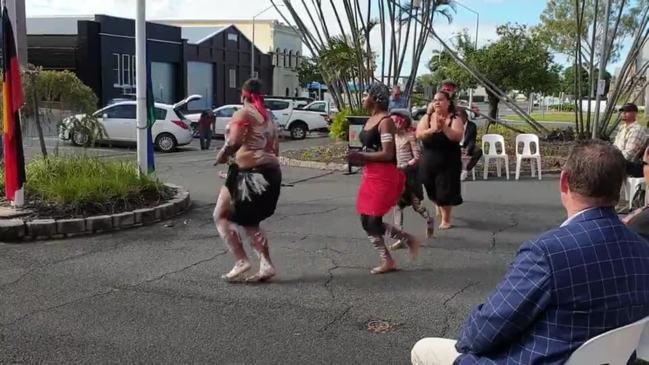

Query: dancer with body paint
left=213, top=78, right=281, bottom=282
left=390, top=110, right=434, bottom=250
left=348, top=83, right=421, bottom=275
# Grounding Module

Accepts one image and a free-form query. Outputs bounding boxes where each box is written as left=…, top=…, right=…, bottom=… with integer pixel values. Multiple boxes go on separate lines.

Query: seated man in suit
left=411, top=139, right=649, bottom=364
left=459, top=110, right=482, bottom=181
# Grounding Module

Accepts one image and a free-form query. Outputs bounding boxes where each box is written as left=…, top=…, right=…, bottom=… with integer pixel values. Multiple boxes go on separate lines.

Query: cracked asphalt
left=1, top=143, right=565, bottom=364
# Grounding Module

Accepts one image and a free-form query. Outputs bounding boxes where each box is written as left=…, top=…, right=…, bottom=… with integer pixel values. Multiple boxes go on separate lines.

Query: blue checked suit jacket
left=455, top=207, right=649, bottom=364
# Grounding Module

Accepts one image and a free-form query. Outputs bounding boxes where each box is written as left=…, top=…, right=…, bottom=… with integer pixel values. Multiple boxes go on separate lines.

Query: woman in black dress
left=416, top=91, right=465, bottom=229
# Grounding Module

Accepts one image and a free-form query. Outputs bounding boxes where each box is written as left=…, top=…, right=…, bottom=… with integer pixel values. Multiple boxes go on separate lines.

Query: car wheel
left=289, top=122, right=308, bottom=140
left=71, top=129, right=89, bottom=146
left=155, top=133, right=177, bottom=152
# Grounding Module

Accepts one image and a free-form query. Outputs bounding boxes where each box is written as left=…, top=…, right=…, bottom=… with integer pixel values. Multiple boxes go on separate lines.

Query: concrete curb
left=279, top=156, right=348, bottom=172
left=0, top=184, right=191, bottom=243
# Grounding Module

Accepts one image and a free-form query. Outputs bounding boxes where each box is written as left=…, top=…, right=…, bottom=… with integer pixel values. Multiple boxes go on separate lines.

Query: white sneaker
left=460, top=170, right=468, bottom=181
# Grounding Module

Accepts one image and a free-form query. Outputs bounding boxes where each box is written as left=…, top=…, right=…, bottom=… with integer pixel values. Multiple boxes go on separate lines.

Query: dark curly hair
left=367, top=83, right=390, bottom=111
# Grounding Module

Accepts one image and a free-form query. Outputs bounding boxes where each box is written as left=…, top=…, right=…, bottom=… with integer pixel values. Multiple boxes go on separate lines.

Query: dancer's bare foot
left=407, top=234, right=421, bottom=261
left=246, top=267, right=276, bottom=282
left=439, top=222, right=452, bottom=230
left=426, top=221, right=435, bottom=239
left=389, top=240, right=406, bottom=250
left=222, top=259, right=252, bottom=281
left=370, top=260, right=397, bottom=274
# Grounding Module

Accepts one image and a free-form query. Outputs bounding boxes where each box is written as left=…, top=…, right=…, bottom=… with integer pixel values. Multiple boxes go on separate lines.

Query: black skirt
left=225, top=163, right=282, bottom=227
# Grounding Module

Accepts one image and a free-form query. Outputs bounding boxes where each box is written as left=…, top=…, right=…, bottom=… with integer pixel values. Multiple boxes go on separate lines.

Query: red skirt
left=357, top=162, right=405, bottom=216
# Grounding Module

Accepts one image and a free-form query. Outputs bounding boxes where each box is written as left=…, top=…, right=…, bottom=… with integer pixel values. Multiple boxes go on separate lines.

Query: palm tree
left=273, top=0, right=456, bottom=110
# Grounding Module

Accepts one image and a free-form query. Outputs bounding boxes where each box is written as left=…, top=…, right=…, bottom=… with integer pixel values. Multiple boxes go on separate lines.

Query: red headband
left=242, top=89, right=269, bottom=121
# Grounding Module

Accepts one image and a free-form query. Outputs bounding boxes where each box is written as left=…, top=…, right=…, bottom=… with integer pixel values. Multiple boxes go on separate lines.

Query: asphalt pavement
left=0, top=143, right=566, bottom=364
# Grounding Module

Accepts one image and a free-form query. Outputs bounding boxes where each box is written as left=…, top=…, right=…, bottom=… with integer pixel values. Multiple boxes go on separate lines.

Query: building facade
left=26, top=15, right=273, bottom=110
left=159, top=19, right=302, bottom=97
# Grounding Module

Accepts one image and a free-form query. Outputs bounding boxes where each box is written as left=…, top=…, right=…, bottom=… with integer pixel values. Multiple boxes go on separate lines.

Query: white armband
left=380, top=133, right=394, bottom=143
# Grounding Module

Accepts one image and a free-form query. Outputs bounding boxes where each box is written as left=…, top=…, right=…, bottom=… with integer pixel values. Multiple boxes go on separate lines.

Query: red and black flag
left=2, top=5, right=26, bottom=203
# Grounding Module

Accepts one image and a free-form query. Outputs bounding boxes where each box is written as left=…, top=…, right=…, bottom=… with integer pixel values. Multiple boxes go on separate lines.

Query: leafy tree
left=19, top=68, right=104, bottom=153
left=561, top=65, right=590, bottom=96
left=534, top=0, right=640, bottom=63
left=431, top=24, right=561, bottom=121
left=297, top=57, right=324, bottom=86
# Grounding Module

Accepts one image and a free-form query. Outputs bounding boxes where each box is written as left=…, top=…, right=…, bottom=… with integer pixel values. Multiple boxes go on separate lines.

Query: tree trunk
left=33, top=94, right=47, bottom=158
left=487, top=91, right=499, bottom=121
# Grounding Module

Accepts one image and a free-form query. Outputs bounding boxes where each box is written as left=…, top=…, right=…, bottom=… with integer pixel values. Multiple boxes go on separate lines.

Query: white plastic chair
left=515, top=134, right=542, bottom=180
left=625, top=177, right=647, bottom=210
left=482, top=134, right=509, bottom=180
left=565, top=316, right=649, bottom=365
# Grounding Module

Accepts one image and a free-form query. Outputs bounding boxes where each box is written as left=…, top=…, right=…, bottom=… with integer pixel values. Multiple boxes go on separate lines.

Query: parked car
left=264, top=98, right=330, bottom=139
left=299, top=100, right=339, bottom=116
left=59, top=95, right=201, bottom=152
left=185, top=104, right=243, bottom=137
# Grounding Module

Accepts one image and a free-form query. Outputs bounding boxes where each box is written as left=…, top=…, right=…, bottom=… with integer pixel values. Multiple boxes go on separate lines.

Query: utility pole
left=135, top=0, right=147, bottom=175
left=593, top=0, right=612, bottom=139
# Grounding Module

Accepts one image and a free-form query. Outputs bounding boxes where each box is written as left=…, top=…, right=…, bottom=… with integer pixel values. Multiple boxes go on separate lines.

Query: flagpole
left=135, top=0, right=147, bottom=175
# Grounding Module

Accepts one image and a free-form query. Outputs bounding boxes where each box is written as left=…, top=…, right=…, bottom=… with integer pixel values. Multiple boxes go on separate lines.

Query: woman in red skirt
left=348, top=83, right=421, bottom=274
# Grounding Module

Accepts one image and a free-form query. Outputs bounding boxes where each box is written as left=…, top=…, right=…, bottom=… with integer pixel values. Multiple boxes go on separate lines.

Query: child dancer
left=391, top=110, right=435, bottom=250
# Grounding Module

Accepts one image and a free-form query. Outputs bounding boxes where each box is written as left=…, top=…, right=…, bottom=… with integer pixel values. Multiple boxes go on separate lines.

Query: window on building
left=113, top=53, right=121, bottom=87
left=295, top=51, right=301, bottom=68
left=283, top=49, right=288, bottom=69
left=229, top=69, right=236, bottom=88
left=131, top=55, right=136, bottom=86
left=122, top=54, right=131, bottom=86
left=275, top=48, right=281, bottom=67
left=227, top=33, right=238, bottom=42
left=288, top=50, right=293, bottom=69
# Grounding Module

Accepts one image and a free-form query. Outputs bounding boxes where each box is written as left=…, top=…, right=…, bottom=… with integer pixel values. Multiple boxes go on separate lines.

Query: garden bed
left=0, top=156, right=176, bottom=220
left=281, top=136, right=574, bottom=174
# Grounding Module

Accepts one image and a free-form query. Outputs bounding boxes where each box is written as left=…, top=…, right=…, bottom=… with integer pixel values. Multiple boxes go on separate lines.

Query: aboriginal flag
left=2, top=6, right=26, bottom=202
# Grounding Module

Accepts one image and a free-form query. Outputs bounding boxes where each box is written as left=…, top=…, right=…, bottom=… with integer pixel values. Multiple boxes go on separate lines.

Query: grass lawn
left=503, top=112, right=583, bottom=124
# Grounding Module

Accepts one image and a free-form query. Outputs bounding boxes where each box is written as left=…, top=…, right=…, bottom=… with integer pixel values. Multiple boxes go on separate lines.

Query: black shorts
left=225, top=164, right=282, bottom=227
left=398, top=166, right=424, bottom=208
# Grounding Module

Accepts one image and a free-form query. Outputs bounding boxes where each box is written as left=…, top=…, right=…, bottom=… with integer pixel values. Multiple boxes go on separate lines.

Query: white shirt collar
left=561, top=207, right=598, bottom=227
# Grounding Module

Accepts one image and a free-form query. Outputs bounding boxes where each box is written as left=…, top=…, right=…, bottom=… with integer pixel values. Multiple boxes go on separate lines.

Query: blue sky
left=27, top=0, right=622, bottom=73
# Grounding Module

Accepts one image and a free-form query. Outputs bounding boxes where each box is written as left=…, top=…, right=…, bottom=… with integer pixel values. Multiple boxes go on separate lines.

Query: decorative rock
left=86, top=215, right=113, bottom=232
left=158, top=203, right=176, bottom=220
left=57, top=218, right=87, bottom=235
left=0, top=219, right=25, bottom=242
left=26, top=219, right=57, bottom=238
left=133, top=208, right=158, bottom=225
left=112, top=212, right=135, bottom=228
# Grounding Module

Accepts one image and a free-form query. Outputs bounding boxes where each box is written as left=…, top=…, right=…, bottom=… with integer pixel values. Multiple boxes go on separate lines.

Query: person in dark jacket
left=198, top=110, right=215, bottom=150
left=460, top=115, right=483, bottom=181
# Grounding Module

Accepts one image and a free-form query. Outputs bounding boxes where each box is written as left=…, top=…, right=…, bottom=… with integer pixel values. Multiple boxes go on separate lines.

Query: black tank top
left=420, top=114, right=461, bottom=168
left=359, top=116, right=396, bottom=163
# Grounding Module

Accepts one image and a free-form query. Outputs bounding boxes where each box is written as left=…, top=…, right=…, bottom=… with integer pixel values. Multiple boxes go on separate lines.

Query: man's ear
left=560, top=170, right=570, bottom=194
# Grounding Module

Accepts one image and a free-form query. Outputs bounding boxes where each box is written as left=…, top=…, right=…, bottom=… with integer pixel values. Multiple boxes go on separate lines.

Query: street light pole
left=453, top=0, right=479, bottom=108
left=251, top=4, right=276, bottom=79
left=135, top=0, right=147, bottom=175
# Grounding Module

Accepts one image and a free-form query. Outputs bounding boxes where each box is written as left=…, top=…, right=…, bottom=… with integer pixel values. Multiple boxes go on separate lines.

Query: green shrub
left=549, top=103, right=576, bottom=112
left=329, top=108, right=369, bottom=141
left=24, top=156, right=168, bottom=206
